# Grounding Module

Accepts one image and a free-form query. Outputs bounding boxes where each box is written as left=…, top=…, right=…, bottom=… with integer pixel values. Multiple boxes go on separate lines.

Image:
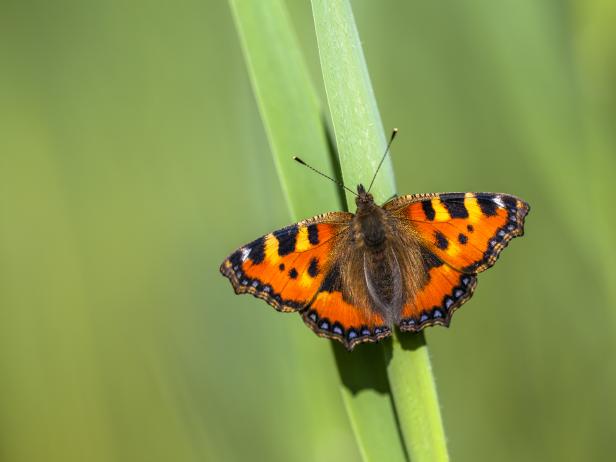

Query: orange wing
left=220, top=212, right=392, bottom=350
left=399, top=247, right=478, bottom=331
left=220, top=212, right=352, bottom=313
left=302, top=264, right=391, bottom=350
left=386, top=192, right=529, bottom=330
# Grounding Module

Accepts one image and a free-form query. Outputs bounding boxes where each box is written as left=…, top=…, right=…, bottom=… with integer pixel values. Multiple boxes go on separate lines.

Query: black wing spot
left=458, top=233, right=468, bottom=244
left=478, top=198, right=497, bottom=217
left=274, top=225, right=299, bottom=256
left=288, top=268, right=298, bottom=279
left=279, top=263, right=285, bottom=271
left=435, top=230, right=449, bottom=250
left=308, top=257, right=320, bottom=277
left=307, top=224, right=319, bottom=245
left=248, top=237, right=265, bottom=264
left=440, top=195, right=469, bottom=218
left=422, top=200, right=436, bottom=221
left=467, top=224, right=474, bottom=233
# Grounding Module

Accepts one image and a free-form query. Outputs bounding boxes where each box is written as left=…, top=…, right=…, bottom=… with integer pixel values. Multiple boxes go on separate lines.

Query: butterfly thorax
left=354, top=184, right=387, bottom=249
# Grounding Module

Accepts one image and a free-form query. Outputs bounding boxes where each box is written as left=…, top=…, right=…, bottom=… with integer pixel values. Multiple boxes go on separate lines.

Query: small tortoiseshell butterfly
left=220, top=130, right=529, bottom=350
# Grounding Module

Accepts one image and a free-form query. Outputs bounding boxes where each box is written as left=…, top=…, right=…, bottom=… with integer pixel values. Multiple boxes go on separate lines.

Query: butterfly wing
left=220, top=211, right=393, bottom=350
left=385, top=192, right=529, bottom=330
left=302, top=263, right=392, bottom=350
left=220, top=212, right=352, bottom=312
left=398, top=247, right=478, bottom=331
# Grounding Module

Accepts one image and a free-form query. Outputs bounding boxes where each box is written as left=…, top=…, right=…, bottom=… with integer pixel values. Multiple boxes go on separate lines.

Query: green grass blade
left=311, top=0, right=449, bottom=460
left=385, top=334, right=449, bottom=461
left=331, top=341, right=409, bottom=462
left=311, top=4, right=395, bottom=205
left=229, top=0, right=341, bottom=220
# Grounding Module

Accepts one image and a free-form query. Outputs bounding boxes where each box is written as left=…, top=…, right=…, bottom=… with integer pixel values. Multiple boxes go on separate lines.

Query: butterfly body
left=353, top=184, right=388, bottom=249
left=220, top=186, right=529, bottom=350
left=346, top=184, right=416, bottom=327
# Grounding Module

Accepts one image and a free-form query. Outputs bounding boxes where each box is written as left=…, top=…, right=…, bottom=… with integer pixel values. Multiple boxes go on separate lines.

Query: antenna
left=367, top=128, right=398, bottom=193
left=293, top=156, right=357, bottom=196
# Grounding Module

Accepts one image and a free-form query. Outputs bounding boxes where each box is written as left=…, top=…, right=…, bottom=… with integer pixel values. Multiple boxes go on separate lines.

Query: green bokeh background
left=1, top=1, right=615, bottom=461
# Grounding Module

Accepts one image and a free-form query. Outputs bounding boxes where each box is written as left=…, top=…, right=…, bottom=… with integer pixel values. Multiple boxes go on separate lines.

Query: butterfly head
left=355, top=184, right=375, bottom=208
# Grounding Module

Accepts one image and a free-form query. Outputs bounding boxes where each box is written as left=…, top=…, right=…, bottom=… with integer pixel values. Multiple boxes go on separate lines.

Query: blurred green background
left=1, top=1, right=615, bottom=461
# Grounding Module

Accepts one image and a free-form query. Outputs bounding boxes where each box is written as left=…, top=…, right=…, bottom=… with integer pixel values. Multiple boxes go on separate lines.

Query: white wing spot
left=240, top=247, right=250, bottom=262
left=493, top=196, right=505, bottom=208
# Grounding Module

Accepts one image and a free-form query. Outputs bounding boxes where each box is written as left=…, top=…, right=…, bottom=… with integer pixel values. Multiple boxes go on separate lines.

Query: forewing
left=385, top=192, right=529, bottom=330
left=385, top=192, right=529, bottom=273
left=220, top=212, right=352, bottom=313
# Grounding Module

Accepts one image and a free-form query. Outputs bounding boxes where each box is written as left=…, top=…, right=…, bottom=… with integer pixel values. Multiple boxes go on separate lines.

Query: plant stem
left=232, top=0, right=407, bottom=459
left=311, top=0, right=449, bottom=460
left=229, top=0, right=341, bottom=220
left=385, top=334, right=449, bottom=461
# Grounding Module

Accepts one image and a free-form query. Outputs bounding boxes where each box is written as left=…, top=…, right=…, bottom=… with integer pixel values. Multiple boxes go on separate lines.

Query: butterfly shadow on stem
left=332, top=338, right=393, bottom=395
left=332, top=329, right=427, bottom=394
left=332, top=335, right=418, bottom=462
left=394, top=330, right=428, bottom=354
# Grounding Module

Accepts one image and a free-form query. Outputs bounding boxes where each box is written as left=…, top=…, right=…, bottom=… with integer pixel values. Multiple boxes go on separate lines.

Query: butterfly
left=220, top=131, right=529, bottom=350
